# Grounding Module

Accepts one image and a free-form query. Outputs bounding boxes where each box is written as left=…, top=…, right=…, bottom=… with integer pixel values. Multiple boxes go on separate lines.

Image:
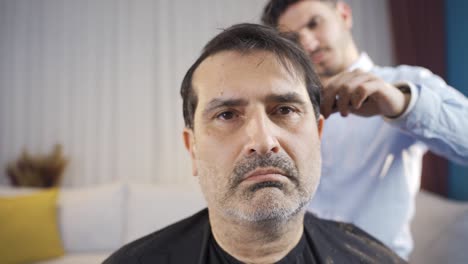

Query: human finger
left=333, top=71, right=372, bottom=115
left=321, top=71, right=368, bottom=117
left=346, top=73, right=376, bottom=109
left=337, top=86, right=352, bottom=116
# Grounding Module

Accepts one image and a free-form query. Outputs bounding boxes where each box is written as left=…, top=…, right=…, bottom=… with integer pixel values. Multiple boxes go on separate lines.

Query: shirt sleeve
left=385, top=67, right=468, bottom=165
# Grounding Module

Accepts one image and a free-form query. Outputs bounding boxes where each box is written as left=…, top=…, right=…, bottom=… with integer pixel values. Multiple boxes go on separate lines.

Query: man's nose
left=243, top=113, right=280, bottom=156
left=299, top=30, right=319, bottom=53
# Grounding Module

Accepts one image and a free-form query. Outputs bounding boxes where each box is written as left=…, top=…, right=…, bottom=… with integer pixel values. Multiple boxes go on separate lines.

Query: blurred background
left=0, top=0, right=466, bottom=199
left=1, top=1, right=468, bottom=263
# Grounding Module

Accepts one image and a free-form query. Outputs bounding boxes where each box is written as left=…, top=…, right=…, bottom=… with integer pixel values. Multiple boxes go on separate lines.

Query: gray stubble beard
left=218, top=153, right=314, bottom=224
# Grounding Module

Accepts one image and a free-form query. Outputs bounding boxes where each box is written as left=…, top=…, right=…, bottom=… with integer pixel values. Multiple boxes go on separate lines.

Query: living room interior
left=1, top=0, right=467, bottom=263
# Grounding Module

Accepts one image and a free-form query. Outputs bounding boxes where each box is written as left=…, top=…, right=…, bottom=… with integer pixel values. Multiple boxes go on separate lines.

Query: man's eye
left=307, top=19, right=318, bottom=29
left=274, top=106, right=296, bottom=115
left=216, top=111, right=236, bottom=120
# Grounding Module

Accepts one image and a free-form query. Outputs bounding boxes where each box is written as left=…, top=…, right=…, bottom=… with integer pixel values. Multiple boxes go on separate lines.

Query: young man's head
left=180, top=23, right=324, bottom=224
left=262, top=0, right=358, bottom=78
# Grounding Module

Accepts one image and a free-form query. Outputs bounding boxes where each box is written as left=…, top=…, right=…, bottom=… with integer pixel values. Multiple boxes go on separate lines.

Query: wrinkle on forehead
left=192, top=50, right=305, bottom=96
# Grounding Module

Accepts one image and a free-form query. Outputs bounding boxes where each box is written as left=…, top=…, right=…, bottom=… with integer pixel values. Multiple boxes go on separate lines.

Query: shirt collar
left=347, top=53, right=374, bottom=72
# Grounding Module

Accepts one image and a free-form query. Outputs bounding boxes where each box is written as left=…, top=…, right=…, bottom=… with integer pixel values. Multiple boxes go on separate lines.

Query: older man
left=104, top=23, right=405, bottom=264
left=262, top=0, right=468, bottom=259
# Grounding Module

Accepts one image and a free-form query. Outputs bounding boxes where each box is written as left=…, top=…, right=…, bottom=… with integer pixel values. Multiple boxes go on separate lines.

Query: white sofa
left=0, top=182, right=207, bottom=264
left=1, top=183, right=467, bottom=264
left=410, top=190, right=468, bottom=264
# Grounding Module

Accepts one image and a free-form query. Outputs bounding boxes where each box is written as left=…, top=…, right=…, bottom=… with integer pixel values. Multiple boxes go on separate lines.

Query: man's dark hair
left=261, top=0, right=338, bottom=27
left=180, top=23, right=322, bottom=129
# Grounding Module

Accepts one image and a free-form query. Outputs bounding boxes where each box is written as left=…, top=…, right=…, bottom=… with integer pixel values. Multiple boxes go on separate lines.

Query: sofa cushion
left=58, top=182, right=125, bottom=252
left=0, top=186, right=41, bottom=196
left=422, top=211, right=468, bottom=264
left=410, top=191, right=468, bottom=264
left=125, top=183, right=206, bottom=243
left=0, top=188, right=65, bottom=264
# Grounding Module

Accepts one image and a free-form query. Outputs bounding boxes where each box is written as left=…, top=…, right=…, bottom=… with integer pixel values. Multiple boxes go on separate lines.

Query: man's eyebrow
left=265, top=92, right=307, bottom=105
left=203, top=98, right=249, bottom=115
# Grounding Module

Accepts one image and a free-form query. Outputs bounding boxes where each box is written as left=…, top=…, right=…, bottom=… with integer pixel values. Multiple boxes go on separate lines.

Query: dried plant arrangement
left=6, top=144, right=68, bottom=187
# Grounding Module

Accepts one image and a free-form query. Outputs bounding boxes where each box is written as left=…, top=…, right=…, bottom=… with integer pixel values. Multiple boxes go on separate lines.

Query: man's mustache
left=230, top=153, right=300, bottom=188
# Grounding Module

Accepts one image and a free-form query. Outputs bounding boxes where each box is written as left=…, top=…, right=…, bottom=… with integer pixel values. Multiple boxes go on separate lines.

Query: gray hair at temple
left=180, top=23, right=322, bottom=129
left=261, top=0, right=338, bottom=27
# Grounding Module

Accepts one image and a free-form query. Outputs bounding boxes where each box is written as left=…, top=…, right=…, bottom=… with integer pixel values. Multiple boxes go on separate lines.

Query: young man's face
left=184, top=50, right=323, bottom=223
left=277, top=1, right=354, bottom=78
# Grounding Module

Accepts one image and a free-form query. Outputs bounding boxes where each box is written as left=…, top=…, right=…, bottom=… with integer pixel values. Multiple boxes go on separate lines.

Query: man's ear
left=183, top=128, right=198, bottom=176
left=317, top=115, right=325, bottom=139
left=336, top=1, right=353, bottom=30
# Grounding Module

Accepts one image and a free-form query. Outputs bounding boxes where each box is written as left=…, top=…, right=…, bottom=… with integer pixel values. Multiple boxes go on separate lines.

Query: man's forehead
left=278, top=0, right=331, bottom=32
left=192, top=50, right=306, bottom=98
left=194, top=50, right=280, bottom=75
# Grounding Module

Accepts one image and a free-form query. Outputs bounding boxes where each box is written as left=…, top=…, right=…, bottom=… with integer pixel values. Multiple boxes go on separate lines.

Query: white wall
left=0, top=0, right=394, bottom=186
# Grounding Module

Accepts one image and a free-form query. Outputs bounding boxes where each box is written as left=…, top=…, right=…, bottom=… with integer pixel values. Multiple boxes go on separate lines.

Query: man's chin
left=234, top=193, right=306, bottom=222
left=311, top=60, right=340, bottom=78
left=243, top=201, right=305, bottom=223
left=219, top=182, right=312, bottom=223
left=250, top=187, right=287, bottom=202
left=316, top=67, right=338, bottom=79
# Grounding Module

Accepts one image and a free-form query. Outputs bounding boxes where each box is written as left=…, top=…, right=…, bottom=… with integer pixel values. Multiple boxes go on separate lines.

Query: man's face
left=277, top=1, right=354, bottom=78
left=184, top=50, right=323, bottom=223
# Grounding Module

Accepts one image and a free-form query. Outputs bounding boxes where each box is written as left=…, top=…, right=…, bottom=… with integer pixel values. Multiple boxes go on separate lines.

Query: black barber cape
left=104, top=209, right=406, bottom=264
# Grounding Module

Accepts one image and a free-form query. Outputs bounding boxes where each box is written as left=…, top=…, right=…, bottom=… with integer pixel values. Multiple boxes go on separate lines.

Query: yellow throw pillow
left=0, top=188, right=64, bottom=264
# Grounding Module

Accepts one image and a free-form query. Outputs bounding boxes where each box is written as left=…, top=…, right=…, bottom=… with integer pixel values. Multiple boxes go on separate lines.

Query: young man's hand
left=321, top=69, right=411, bottom=119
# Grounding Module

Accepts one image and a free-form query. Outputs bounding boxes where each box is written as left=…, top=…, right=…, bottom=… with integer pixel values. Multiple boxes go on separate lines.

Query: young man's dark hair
left=261, top=0, right=338, bottom=27
left=180, top=23, right=321, bottom=129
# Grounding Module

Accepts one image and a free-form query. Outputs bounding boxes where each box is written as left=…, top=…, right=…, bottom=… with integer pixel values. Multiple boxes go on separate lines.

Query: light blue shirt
left=309, top=53, right=468, bottom=258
